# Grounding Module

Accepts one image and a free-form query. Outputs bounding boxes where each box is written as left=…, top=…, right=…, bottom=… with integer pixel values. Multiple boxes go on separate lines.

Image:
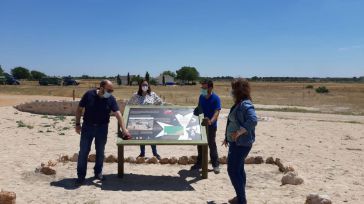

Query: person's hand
left=222, top=140, right=228, bottom=148
left=122, top=129, right=132, bottom=140
left=75, top=125, right=81, bottom=134
left=231, top=131, right=241, bottom=142
left=201, top=118, right=211, bottom=126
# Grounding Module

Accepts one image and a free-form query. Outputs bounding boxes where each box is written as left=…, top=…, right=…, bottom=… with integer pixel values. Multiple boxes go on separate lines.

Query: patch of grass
left=62, top=127, right=70, bottom=130
left=16, top=120, right=34, bottom=129
left=305, top=84, right=314, bottom=89
left=256, top=107, right=321, bottom=114
left=38, top=130, right=44, bottom=133
left=53, top=116, right=66, bottom=121
left=46, top=129, right=53, bottom=133
left=41, top=115, right=49, bottom=118
left=59, top=132, right=65, bottom=135
left=315, top=86, right=329, bottom=93
left=43, top=124, right=51, bottom=127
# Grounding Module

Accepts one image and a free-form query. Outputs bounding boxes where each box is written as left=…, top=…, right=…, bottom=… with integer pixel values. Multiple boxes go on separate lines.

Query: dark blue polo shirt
left=79, top=89, right=119, bottom=125
left=198, top=92, right=221, bottom=128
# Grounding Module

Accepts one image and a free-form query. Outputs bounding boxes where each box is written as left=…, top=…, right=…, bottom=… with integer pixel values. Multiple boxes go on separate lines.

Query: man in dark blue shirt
left=75, top=80, right=131, bottom=185
left=192, top=80, right=221, bottom=174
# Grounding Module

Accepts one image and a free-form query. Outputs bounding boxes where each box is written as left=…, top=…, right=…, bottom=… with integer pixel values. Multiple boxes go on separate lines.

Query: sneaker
left=213, top=166, right=220, bottom=174
left=228, top=197, right=238, bottom=204
left=154, top=154, right=161, bottom=160
left=94, top=173, right=106, bottom=181
left=75, top=178, right=85, bottom=186
left=190, top=164, right=201, bottom=170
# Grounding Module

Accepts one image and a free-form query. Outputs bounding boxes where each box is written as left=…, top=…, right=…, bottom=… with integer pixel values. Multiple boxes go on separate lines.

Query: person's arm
left=75, top=106, right=83, bottom=134
left=232, top=102, right=258, bottom=141
left=152, top=92, right=163, bottom=105
left=207, top=95, right=221, bottom=125
left=75, top=92, right=87, bottom=134
left=114, top=111, right=130, bottom=138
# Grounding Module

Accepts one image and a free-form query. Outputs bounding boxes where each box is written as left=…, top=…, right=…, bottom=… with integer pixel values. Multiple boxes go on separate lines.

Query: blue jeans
left=77, top=124, right=108, bottom=179
left=140, top=145, right=158, bottom=156
left=227, top=142, right=252, bottom=204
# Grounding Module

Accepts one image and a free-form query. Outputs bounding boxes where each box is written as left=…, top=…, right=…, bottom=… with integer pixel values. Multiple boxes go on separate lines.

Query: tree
left=11, top=67, right=31, bottom=79
left=162, top=75, right=166, bottom=86
left=162, top=70, right=176, bottom=78
left=30, top=70, right=46, bottom=80
left=145, top=71, right=150, bottom=82
left=176, top=66, right=199, bottom=84
left=0, top=65, right=4, bottom=76
left=127, top=72, right=131, bottom=86
left=116, top=74, right=122, bottom=85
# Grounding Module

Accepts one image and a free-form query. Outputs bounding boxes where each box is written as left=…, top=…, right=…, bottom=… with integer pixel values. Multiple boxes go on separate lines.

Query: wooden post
left=201, top=123, right=209, bottom=179
left=202, top=144, right=208, bottom=179
left=72, top=89, right=75, bottom=101
left=118, top=145, right=124, bottom=178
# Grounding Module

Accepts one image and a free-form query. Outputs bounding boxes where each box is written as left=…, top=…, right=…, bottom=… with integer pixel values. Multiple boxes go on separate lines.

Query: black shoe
left=94, top=173, right=106, bottom=181
left=190, top=164, right=201, bottom=170
left=154, top=154, right=161, bottom=160
left=137, top=154, right=145, bottom=159
left=75, top=178, right=85, bottom=186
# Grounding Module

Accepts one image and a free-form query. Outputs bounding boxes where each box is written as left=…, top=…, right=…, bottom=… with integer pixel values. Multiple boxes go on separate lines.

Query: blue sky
left=0, top=0, right=363, bottom=77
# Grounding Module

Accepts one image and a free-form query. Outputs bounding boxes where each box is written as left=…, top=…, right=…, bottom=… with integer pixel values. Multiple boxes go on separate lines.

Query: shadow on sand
left=50, top=169, right=202, bottom=191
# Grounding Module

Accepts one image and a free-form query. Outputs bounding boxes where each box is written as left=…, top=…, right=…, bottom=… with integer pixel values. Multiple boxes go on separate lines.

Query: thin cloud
left=338, top=45, right=362, bottom=51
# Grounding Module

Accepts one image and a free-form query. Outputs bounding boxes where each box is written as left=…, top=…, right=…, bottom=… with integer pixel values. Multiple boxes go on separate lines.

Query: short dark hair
left=100, top=80, right=108, bottom=88
left=201, top=80, right=213, bottom=88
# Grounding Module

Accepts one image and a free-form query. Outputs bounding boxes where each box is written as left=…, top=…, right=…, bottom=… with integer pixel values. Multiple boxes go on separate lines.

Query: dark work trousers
left=139, top=145, right=158, bottom=156
left=196, top=125, right=219, bottom=167
left=77, top=124, right=108, bottom=179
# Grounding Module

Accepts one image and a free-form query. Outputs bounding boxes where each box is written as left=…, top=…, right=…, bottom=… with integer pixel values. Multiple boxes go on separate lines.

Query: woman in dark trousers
left=223, top=78, right=258, bottom=204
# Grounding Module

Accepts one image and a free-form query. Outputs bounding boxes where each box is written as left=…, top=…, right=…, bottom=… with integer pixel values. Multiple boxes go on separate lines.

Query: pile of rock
left=305, top=194, right=332, bottom=204
left=35, top=162, right=56, bottom=175
left=245, top=156, right=264, bottom=164
left=0, top=190, right=16, bottom=204
left=281, top=171, right=304, bottom=185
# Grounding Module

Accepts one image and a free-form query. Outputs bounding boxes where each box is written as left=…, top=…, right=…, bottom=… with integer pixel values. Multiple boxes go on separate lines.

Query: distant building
left=118, top=75, right=135, bottom=85
left=156, top=74, right=175, bottom=85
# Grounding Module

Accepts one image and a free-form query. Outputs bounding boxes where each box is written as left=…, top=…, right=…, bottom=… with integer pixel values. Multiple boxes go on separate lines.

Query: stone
left=88, top=154, right=96, bottom=162
left=125, top=156, right=136, bottom=163
left=70, top=153, right=78, bottom=162
left=281, top=171, right=304, bottom=185
left=305, top=193, right=332, bottom=204
left=275, top=158, right=286, bottom=172
left=188, top=156, right=198, bottom=164
left=244, top=156, right=256, bottom=164
left=218, top=156, right=227, bottom=164
left=178, top=156, right=189, bottom=165
left=254, top=156, right=264, bottom=164
left=0, top=190, right=16, bottom=204
left=284, top=165, right=295, bottom=173
left=58, top=154, right=69, bottom=163
left=265, top=156, right=275, bottom=164
left=147, top=157, right=159, bottom=164
left=245, top=156, right=264, bottom=164
left=105, top=155, right=118, bottom=163
left=159, top=158, right=169, bottom=164
left=136, top=157, right=146, bottom=164
left=39, top=166, right=56, bottom=175
left=169, top=157, right=178, bottom=164
left=47, top=160, right=57, bottom=167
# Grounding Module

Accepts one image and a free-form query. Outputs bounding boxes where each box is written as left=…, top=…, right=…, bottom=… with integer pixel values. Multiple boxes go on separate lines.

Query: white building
left=155, top=74, right=175, bottom=85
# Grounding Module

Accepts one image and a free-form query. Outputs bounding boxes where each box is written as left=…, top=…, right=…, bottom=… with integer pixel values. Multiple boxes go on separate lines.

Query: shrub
left=315, top=86, right=329, bottom=93
left=305, top=85, right=314, bottom=89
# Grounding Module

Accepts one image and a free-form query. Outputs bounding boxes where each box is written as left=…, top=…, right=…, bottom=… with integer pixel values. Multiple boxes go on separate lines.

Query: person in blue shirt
left=75, top=80, right=131, bottom=186
left=191, top=80, right=221, bottom=174
left=223, top=78, right=258, bottom=204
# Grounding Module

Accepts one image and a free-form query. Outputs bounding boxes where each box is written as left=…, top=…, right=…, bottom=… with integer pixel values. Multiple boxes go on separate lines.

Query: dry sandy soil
left=0, top=94, right=363, bottom=204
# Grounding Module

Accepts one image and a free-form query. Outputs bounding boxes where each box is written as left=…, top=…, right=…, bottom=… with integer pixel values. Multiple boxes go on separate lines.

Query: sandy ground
left=0, top=95, right=364, bottom=204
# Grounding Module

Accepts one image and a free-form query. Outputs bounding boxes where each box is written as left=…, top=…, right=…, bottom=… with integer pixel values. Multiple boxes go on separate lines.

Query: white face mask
left=103, top=91, right=112, bottom=98
left=142, top=86, right=148, bottom=92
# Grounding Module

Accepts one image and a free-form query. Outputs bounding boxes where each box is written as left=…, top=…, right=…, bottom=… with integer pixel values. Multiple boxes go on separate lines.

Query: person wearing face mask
left=191, top=80, right=221, bottom=174
left=223, top=78, right=257, bottom=204
left=128, top=79, right=163, bottom=159
left=75, top=80, right=131, bottom=186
